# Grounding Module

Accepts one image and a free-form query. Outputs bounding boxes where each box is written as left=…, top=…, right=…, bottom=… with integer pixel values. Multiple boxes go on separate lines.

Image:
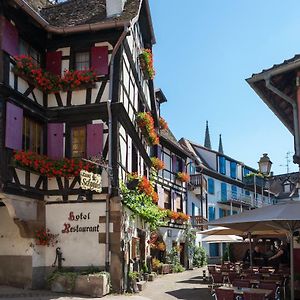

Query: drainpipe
left=265, top=78, right=300, bottom=158
left=106, top=25, right=129, bottom=272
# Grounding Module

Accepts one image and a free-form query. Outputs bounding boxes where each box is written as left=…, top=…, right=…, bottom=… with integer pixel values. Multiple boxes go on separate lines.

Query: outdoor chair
left=258, top=281, right=279, bottom=300
left=232, top=279, right=251, bottom=288
left=214, top=288, right=235, bottom=300
left=227, top=272, right=238, bottom=284
left=208, top=265, right=217, bottom=274
left=211, top=273, right=225, bottom=294
left=243, top=292, right=266, bottom=300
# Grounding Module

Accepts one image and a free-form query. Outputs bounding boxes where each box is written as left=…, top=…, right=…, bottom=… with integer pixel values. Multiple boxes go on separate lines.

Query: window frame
left=19, top=38, right=41, bottom=66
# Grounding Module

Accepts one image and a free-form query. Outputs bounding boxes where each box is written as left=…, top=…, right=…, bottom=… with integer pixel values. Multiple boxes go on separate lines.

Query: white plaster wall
left=45, top=202, right=106, bottom=267
left=0, top=206, right=33, bottom=257
left=187, top=191, right=201, bottom=216
left=159, top=227, right=185, bottom=253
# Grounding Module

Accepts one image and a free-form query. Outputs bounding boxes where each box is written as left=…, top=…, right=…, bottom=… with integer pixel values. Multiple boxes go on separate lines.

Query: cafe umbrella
left=204, top=200, right=300, bottom=300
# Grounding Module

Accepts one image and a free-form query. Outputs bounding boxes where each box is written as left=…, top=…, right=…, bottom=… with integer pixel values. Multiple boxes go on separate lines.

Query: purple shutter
left=86, top=123, right=103, bottom=157
left=91, top=46, right=108, bottom=75
left=47, top=123, right=64, bottom=159
left=2, top=17, right=19, bottom=56
left=172, top=155, right=177, bottom=173
left=156, top=145, right=162, bottom=159
left=5, top=102, right=23, bottom=150
left=46, top=51, right=62, bottom=75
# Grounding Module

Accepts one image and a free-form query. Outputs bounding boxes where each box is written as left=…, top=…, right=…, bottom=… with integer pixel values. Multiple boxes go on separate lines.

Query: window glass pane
left=71, top=126, right=86, bottom=158
left=19, top=39, right=40, bottom=66
left=75, top=52, right=90, bottom=70
left=22, top=116, right=43, bottom=154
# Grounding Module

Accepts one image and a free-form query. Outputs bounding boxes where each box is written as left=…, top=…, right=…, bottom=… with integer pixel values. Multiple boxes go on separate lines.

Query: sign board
left=80, top=170, right=102, bottom=193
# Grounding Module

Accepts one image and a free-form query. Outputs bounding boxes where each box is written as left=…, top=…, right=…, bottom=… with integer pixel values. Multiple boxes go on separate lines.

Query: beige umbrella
left=202, top=234, right=243, bottom=243
left=206, top=200, right=300, bottom=300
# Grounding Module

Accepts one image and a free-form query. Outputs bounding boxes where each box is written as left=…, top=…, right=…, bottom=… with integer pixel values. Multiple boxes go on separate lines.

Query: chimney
left=106, top=0, right=127, bottom=18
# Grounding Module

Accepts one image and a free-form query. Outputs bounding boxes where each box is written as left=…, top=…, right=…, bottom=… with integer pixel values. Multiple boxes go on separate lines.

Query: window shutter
left=86, top=123, right=103, bottom=158
left=230, top=161, right=237, bottom=179
left=208, top=178, right=214, bottom=194
left=231, top=185, right=237, bottom=199
left=219, top=156, right=226, bottom=175
left=47, top=123, right=64, bottom=159
left=46, top=51, right=62, bottom=75
left=233, top=210, right=238, bottom=215
left=5, top=102, right=23, bottom=150
left=172, top=155, right=177, bottom=173
left=2, top=17, right=19, bottom=56
left=156, top=145, right=162, bottom=159
left=221, top=183, right=227, bottom=201
left=91, top=46, right=108, bottom=75
left=208, top=206, right=215, bottom=221
left=219, top=208, right=223, bottom=218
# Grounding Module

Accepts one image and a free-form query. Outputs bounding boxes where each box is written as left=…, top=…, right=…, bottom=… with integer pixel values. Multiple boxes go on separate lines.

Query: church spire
left=218, top=134, right=224, bottom=154
left=204, top=121, right=212, bottom=149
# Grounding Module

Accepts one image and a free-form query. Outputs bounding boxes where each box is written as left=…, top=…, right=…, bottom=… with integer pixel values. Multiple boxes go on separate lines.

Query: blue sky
left=149, top=0, right=300, bottom=175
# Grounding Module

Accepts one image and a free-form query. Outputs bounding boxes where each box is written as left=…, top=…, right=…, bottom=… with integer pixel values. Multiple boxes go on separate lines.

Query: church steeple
left=204, top=121, right=212, bottom=149
left=218, top=134, right=224, bottom=154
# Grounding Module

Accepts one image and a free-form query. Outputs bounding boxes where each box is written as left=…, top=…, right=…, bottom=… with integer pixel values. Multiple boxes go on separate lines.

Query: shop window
left=71, top=126, right=86, bottom=158
left=19, top=39, right=41, bottom=66
left=23, top=116, right=43, bottom=154
left=75, top=51, right=90, bottom=70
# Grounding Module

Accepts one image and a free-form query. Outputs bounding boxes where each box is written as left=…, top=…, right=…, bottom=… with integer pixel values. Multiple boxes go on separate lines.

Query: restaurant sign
left=80, top=170, right=102, bottom=193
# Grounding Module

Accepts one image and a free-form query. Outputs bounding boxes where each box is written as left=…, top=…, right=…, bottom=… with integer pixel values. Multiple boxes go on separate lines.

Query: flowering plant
left=164, top=209, right=190, bottom=222
left=60, top=69, right=97, bottom=91
left=12, top=55, right=97, bottom=93
left=128, top=172, right=158, bottom=203
left=139, top=49, right=155, bottom=80
left=136, top=112, right=159, bottom=146
left=35, top=228, right=59, bottom=246
left=13, top=150, right=95, bottom=178
left=151, top=157, right=165, bottom=171
left=176, top=172, right=190, bottom=183
left=13, top=55, right=60, bottom=93
left=159, top=117, right=168, bottom=130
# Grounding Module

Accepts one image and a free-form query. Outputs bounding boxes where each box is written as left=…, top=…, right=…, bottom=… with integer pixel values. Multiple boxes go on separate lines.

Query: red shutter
left=2, top=17, right=19, bottom=56
left=47, top=123, right=64, bottom=159
left=5, top=102, right=23, bottom=150
left=46, top=51, right=62, bottom=75
left=91, top=46, right=108, bottom=75
left=86, top=123, right=103, bottom=158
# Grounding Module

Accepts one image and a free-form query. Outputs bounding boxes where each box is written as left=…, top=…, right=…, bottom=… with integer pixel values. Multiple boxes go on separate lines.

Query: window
left=174, top=193, right=182, bottom=212
left=75, top=52, right=90, bottom=70
left=192, top=202, right=196, bottom=217
left=219, top=156, right=226, bottom=175
left=209, top=243, right=219, bottom=257
left=208, top=178, right=215, bottom=194
left=230, top=161, right=237, bottom=179
left=189, top=163, right=196, bottom=175
left=71, top=126, right=86, bottom=158
left=19, top=39, right=41, bottom=66
left=163, top=151, right=172, bottom=180
left=243, top=167, right=250, bottom=177
left=164, top=190, right=171, bottom=209
left=245, top=190, right=250, bottom=196
left=23, top=116, right=43, bottom=154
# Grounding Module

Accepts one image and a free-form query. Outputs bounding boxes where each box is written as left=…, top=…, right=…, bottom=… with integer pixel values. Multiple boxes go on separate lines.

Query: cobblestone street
left=0, top=268, right=212, bottom=300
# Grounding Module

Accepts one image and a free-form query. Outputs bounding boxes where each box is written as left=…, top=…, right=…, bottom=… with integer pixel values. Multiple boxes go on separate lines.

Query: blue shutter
left=231, top=185, right=237, bottom=200
left=233, top=210, right=238, bottom=215
left=189, top=163, right=196, bottom=175
left=245, top=190, right=250, bottom=196
left=208, top=178, right=215, bottom=194
left=209, top=243, right=219, bottom=257
left=208, top=206, right=215, bottom=221
left=230, top=161, right=237, bottom=179
left=192, top=203, right=195, bottom=217
left=221, top=183, right=227, bottom=201
left=243, top=167, right=250, bottom=177
left=227, top=210, right=231, bottom=216
left=219, top=156, right=226, bottom=175
left=219, top=208, right=223, bottom=218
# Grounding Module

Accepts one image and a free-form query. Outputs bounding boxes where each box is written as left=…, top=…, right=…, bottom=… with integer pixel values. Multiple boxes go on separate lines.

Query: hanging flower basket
left=151, top=157, right=165, bottom=171
left=176, top=172, right=190, bottom=183
left=139, top=49, right=155, bottom=80
left=35, top=228, right=59, bottom=246
left=159, top=117, right=168, bottom=130
left=136, top=112, right=159, bottom=146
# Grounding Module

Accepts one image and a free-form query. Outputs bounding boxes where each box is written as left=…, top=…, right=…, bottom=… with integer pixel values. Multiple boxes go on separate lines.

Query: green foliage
left=222, top=244, right=233, bottom=262
left=193, top=245, right=207, bottom=267
left=167, top=247, right=185, bottom=273
left=128, top=271, right=139, bottom=280
left=142, top=263, right=149, bottom=274
left=120, top=182, right=167, bottom=229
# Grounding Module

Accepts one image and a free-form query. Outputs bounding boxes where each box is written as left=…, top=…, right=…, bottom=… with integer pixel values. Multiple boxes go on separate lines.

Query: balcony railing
left=217, top=191, right=252, bottom=206
left=190, top=215, right=208, bottom=230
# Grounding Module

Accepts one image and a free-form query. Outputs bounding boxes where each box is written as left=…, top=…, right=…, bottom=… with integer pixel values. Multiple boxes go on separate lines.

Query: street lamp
left=258, top=153, right=272, bottom=175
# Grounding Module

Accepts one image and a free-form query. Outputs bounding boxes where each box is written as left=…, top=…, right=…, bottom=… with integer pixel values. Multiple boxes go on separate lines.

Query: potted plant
left=138, top=49, right=155, bottom=80
left=136, top=112, right=159, bottom=146
left=128, top=271, right=139, bottom=293
left=151, top=157, right=165, bottom=171
left=176, top=172, right=190, bottom=183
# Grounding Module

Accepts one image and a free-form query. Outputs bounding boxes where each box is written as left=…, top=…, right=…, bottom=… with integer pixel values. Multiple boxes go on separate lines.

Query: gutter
left=13, top=0, right=130, bottom=34
left=106, top=25, right=129, bottom=272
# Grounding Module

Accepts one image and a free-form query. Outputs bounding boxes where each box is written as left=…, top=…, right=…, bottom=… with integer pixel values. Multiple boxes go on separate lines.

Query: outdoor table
left=250, top=279, right=281, bottom=287
left=218, top=286, right=273, bottom=298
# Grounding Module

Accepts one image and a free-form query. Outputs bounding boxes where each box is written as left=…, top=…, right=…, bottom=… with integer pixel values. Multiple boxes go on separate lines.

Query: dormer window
left=19, top=39, right=40, bottom=66
left=75, top=52, right=90, bottom=70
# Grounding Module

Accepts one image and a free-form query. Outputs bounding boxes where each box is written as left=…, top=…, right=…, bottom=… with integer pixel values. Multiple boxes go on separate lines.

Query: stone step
left=137, top=281, right=147, bottom=291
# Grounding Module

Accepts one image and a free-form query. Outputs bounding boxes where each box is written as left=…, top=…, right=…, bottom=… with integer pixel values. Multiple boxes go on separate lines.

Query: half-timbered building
left=0, top=0, right=157, bottom=292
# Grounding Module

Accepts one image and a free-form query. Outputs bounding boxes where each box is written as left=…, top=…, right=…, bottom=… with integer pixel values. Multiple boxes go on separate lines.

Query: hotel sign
left=80, top=170, right=102, bottom=193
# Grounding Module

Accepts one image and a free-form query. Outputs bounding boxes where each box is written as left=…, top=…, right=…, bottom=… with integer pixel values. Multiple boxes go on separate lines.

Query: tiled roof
left=39, top=0, right=141, bottom=27
left=160, top=128, right=189, bottom=156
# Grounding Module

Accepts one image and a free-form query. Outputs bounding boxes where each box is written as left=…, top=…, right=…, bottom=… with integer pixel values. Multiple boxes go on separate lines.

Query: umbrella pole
left=290, top=231, right=295, bottom=300
left=248, top=232, right=253, bottom=268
